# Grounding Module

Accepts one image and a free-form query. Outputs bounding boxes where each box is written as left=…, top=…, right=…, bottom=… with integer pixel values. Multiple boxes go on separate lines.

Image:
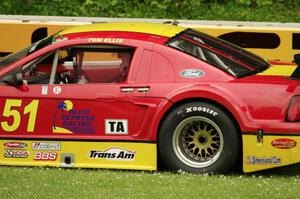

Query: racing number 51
left=1, top=99, right=39, bottom=132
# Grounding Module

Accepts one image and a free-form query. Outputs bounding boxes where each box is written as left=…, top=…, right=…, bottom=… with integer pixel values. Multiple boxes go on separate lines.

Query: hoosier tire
left=158, top=102, right=240, bottom=174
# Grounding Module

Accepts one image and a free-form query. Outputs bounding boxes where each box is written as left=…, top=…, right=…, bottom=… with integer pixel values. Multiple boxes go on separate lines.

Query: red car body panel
left=0, top=32, right=300, bottom=138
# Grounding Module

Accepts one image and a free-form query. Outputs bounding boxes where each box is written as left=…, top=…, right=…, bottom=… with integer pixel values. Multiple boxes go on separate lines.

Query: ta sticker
left=105, top=119, right=128, bottom=135
left=53, top=86, right=62, bottom=95
left=42, top=86, right=48, bottom=95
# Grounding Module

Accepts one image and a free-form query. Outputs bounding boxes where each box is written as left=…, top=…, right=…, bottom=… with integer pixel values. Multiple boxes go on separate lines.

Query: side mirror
left=3, top=72, right=24, bottom=87
left=294, top=54, right=300, bottom=66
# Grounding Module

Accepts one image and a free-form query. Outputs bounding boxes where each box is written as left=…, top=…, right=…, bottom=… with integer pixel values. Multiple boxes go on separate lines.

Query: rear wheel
left=158, top=102, right=240, bottom=174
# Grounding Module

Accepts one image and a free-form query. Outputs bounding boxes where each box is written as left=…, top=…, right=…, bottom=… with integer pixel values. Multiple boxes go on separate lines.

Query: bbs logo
left=34, top=152, right=57, bottom=161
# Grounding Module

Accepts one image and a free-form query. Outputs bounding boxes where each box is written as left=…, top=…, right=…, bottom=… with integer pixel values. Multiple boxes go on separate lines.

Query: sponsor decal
left=4, top=149, right=29, bottom=158
left=32, top=142, right=61, bottom=151
left=180, top=69, right=205, bottom=78
left=53, top=100, right=96, bottom=134
left=52, top=36, right=68, bottom=43
left=105, top=119, right=128, bottom=135
left=90, top=148, right=136, bottom=161
left=53, top=86, right=62, bottom=94
left=51, top=33, right=68, bottom=43
left=42, top=86, right=48, bottom=95
left=88, top=38, right=123, bottom=43
left=4, top=142, right=27, bottom=149
left=271, top=138, right=297, bottom=149
left=247, top=156, right=281, bottom=165
left=186, top=106, right=218, bottom=116
left=34, top=152, right=57, bottom=161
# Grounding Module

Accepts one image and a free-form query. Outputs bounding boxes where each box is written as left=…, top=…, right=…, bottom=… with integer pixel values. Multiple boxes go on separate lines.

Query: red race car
left=0, top=22, right=299, bottom=173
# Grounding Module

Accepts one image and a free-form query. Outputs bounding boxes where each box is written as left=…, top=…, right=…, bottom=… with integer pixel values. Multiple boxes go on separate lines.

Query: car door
left=0, top=41, right=151, bottom=141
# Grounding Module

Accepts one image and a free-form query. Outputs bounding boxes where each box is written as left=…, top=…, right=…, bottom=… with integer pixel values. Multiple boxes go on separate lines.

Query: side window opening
left=21, top=45, right=135, bottom=85
left=22, top=51, right=55, bottom=84
left=166, top=29, right=270, bottom=77
left=168, top=38, right=238, bottom=76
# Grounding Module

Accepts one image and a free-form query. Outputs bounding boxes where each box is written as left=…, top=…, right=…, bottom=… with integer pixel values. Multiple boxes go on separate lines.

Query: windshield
left=0, top=36, right=52, bottom=70
left=166, top=29, right=270, bottom=77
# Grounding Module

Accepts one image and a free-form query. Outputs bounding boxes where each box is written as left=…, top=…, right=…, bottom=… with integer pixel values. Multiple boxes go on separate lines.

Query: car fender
left=151, top=84, right=256, bottom=139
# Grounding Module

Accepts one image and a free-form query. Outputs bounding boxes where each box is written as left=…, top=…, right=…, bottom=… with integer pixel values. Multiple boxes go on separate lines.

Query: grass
left=1, top=165, right=300, bottom=199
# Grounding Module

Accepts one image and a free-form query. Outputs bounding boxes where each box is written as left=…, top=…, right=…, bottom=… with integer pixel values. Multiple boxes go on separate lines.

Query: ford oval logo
left=180, top=69, right=205, bottom=78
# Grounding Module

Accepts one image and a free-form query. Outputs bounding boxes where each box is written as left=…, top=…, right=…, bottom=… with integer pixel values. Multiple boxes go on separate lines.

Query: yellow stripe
left=60, top=22, right=185, bottom=37
left=0, top=140, right=157, bottom=171
left=258, top=64, right=296, bottom=76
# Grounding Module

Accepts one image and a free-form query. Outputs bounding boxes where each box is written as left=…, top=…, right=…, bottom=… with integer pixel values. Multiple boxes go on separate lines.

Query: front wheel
left=158, top=102, right=240, bottom=174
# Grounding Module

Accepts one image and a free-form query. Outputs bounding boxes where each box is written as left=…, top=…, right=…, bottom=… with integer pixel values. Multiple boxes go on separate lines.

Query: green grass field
left=1, top=165, right=300, bottom=199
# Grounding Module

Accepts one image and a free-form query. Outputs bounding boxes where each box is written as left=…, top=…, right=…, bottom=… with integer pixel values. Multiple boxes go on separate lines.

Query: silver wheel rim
left=172, top=116, right=224, bottom=168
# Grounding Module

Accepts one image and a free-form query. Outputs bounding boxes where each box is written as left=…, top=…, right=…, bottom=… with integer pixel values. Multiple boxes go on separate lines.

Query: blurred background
left=0, top=0, right=299, bottom=22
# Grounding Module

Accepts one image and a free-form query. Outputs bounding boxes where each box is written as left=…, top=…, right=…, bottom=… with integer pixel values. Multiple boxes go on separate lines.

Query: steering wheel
left=55, top=71, right=73, bottom=84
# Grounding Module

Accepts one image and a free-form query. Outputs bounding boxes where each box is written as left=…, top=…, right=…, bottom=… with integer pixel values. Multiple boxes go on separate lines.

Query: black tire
left=158, top=102, right=240, bottom=174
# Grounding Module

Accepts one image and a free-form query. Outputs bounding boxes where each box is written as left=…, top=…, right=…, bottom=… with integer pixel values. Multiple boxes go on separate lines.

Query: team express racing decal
left=90, top=148, right=136, bottom=161
left=53, top=100, right=96, bottom=134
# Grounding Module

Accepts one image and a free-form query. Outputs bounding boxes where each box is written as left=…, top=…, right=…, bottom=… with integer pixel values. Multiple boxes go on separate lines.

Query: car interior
left=21, top=45, right=135, bottom=85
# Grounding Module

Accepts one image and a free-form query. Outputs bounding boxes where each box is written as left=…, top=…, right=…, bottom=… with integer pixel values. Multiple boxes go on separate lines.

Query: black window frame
left=165, top=29, right=270, bottom=78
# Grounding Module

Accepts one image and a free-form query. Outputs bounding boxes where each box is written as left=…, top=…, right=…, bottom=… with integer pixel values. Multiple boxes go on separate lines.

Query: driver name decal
left=88, top=38, right=123, bottom=43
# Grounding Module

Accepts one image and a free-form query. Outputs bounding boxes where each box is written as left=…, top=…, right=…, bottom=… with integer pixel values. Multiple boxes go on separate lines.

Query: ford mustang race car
left=0, top=22, right=299, bottom=173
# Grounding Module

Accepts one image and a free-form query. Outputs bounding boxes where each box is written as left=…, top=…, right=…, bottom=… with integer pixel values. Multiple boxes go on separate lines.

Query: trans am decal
left=89, top=147, right=136, bottom=161
left=53, top=100, right=96, bottom=134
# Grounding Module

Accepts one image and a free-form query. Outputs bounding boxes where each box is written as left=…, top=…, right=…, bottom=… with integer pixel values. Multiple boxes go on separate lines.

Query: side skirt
left=0, top=139, right=157, bottom=171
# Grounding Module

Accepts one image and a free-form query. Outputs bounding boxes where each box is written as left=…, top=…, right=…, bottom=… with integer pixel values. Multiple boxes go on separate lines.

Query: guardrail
left=1, top=15, right=300, bottom=61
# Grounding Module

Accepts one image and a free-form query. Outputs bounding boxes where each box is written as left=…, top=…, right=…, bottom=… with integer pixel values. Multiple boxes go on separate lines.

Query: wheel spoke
left=173, top=116, right=224, bottom=168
